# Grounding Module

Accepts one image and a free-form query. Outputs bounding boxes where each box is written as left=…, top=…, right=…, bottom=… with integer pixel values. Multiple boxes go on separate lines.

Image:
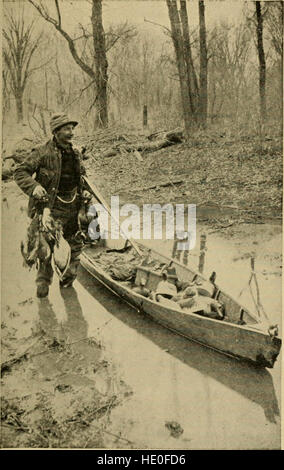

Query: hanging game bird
left=21, top=215, right=51, bottom=268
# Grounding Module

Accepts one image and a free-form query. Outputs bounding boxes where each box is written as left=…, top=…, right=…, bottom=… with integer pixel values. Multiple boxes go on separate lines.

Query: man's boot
left=36, top=259, right=53, bottom=298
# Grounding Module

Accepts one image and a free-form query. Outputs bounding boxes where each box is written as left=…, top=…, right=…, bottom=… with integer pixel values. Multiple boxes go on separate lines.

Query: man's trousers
left=36, top=195, right=83, bottom=288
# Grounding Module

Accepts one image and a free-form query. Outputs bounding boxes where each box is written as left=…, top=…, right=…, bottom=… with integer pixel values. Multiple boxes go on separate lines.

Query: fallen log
left=147, top=179, right=183, bottom=190
left=148, top=128, right=184, bottom=142
left=134, top=138, right=178, bottom=153
left=102, top=139, right=179, bottom=158
left=101, top=129, right=184, bottom=158
left=126, top=178, right=183, bottom=192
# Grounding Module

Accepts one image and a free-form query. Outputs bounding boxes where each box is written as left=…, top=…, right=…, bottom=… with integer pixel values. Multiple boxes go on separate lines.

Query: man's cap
left=50, top=113, right=78, bottom=133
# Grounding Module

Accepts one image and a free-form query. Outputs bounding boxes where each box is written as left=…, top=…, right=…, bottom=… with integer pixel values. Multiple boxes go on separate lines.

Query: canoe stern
left=255, top=336, right=282, bottom=368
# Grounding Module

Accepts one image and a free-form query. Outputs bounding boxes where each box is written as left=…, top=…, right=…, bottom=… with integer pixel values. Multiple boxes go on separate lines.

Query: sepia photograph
left=1, top=0, right=282, bottom=450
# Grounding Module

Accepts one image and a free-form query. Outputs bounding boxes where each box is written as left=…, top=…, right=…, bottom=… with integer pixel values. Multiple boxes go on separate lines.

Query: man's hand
left=82, top=190, right=92, bottom=201
left=42, top=208, right=54, bottom=231
left=33, top=185, right=48, bottom=200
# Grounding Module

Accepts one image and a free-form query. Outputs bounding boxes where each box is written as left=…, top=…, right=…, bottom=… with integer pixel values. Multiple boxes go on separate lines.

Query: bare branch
left=55, top=0, right=62, bottom=28
left=3, top=50, right=17, bottom=93
left=63, top=79, right=95, bottom=110
left=26, top=54, right=56, bottom=77
left=73, top=33, right=91, bottom=42
left=144, top=17, right=171, bottom=35
left=3, top=6, right=43, bottom=121
left=28, top=0, right=57, bottom=26
left=22, top=41, right=40, bottom=90
left=28, top=0, right=95, bottom=78
left=104, top=22, right=137, bottom=52
left=86, top=94, right=98, bottom=115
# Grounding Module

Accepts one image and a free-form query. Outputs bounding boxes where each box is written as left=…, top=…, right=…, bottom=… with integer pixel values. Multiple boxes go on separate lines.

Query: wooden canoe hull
left=80, top=250, right=281, bottom=368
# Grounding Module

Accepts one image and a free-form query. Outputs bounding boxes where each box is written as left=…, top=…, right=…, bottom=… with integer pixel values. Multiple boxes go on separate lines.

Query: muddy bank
left=1, top=181, right=281, bottom=449
left=80, top=131, right=282, bottom=223
left=1, top=182, right=134, bottom=449
left=2, top=126, right=282, bottom=223
left=1, top=292, right=134, bottom=449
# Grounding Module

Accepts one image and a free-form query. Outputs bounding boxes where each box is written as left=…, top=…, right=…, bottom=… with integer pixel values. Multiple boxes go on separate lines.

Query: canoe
left=80, top=241, right=281, bottom=368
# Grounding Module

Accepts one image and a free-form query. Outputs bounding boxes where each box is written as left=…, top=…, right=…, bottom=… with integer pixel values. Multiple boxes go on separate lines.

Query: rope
left=237, top=257, right=270, bottom=323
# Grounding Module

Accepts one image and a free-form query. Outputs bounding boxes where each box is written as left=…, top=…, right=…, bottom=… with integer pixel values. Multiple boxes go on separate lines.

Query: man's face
left=55, top=124, right=74, bottom=144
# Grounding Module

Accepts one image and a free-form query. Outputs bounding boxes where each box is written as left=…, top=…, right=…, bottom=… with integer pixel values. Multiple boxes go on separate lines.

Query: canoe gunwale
left=144, top=244, right=265, bottom=327
left=80, top=247, right=281, bottom=368
left=80, top=250, right=277, bottom=336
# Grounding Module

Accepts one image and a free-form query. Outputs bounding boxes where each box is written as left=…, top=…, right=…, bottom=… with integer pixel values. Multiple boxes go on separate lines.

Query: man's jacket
left=14, top=139, right=87, bottom=218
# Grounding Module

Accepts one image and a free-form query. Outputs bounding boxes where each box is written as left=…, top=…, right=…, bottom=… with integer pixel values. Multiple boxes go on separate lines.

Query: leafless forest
left=2, top=0, right=283, bottom=137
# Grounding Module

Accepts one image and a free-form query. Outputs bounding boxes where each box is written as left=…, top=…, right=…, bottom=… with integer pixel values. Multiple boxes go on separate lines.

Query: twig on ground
left=208, top=222, right=236, bottom=234
left=127, top=179, right=183, bottom=192
left=96, top=319, right=112, bottom=334
left=1, top=335, right=44, bottom=374
left=95, top=426, right=134, bottom=445
left=2, top=422, right=30, bottom=433
left=27, top=335, right=98, bottom=360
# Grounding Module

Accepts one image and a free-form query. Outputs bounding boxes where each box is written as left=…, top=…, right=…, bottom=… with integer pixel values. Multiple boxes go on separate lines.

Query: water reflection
left=37, top=287, right=88, bottom=344
left=37, top=297, right=58, bottom=333
left=60, top=287, right=88, bottom=342
left=36, top=287, right=101, bottom=385
left=78, top=267, right=280, bottom=424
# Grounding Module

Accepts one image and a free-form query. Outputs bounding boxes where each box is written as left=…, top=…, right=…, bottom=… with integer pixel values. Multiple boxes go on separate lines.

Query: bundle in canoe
left=80, top=240, right=281, bottom=369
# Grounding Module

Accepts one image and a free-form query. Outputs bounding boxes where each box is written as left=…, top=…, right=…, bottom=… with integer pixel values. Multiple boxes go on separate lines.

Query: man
left=14, top=113, right=91, bottom=298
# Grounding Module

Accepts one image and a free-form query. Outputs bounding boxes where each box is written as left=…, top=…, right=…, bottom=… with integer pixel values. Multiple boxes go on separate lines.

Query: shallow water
left=1, top=182, right=282, bottom=449
left=74, top=267, right=281, bottom=449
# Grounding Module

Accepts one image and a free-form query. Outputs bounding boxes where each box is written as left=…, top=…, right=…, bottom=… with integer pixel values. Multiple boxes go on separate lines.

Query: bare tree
left=91, top=0, right=108, bottom=127
left=2, top=7, right=42, bottom=122
left=265, top=1, right=283, bottom=122
left=179, top=0, right=199, bottom=119
left=166, top=0, right=194, bottom=137
left=255, top=1, right=266, bottom=122
left=28, top=0, right=134, bottom=128
left=208, top=22, right=251, bottom=124
left=263, top=1, right=283, bottom=59
left=28, top=0, right=108, bottom=127
left=198, top=1, right=208, bottom=128
left=166, top=0, right=209, bottom=132
left=2, top=68, right=11, bottom=114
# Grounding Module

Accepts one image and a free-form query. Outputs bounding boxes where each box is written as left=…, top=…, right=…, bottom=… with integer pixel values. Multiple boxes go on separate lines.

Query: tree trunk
left=91, top=0, right=108, bottom=128
left=198, top=1, right=208, bottom=128
left=255, top=1, right=266, bottom=123
left=15, top=93, right=24, bottom=122
left=166, top=0, right=193, bottom=139
left=281, top=3, right=283, bottom=120
left=179, top=0, right=199, bottom=119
